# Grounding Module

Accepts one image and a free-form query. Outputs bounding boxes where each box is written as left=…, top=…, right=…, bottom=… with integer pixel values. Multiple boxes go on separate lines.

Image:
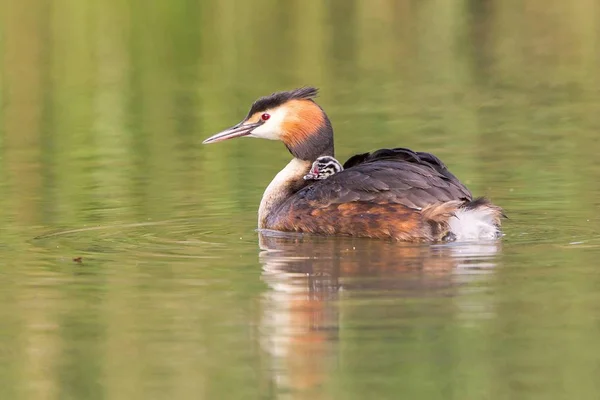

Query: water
left=2, top=0, right=600, bottom=398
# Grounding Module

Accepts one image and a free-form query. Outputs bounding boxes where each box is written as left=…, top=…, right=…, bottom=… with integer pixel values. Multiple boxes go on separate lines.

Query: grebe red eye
left=261, top=113, right=270, bottom=121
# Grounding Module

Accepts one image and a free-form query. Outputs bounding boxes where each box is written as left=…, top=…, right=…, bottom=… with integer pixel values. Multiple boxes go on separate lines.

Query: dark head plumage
left=247, top=87, right=319, bottom=118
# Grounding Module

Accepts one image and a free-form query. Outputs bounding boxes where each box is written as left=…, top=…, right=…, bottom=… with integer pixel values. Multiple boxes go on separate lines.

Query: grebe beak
left=202, top=121, right=262, bottom=144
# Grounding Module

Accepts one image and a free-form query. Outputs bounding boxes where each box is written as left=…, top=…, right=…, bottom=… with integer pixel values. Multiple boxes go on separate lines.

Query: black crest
left=247, top=87, right=319, bottom=117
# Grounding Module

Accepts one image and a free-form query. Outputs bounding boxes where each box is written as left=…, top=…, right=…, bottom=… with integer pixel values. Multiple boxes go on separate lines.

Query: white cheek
left=248, top=108, right=287, bottom=140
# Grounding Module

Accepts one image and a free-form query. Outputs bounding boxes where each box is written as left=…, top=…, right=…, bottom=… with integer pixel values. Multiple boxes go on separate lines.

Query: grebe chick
left=202, top=87, right=504, bottom=242
left=304, top=156, right=343, bottom=180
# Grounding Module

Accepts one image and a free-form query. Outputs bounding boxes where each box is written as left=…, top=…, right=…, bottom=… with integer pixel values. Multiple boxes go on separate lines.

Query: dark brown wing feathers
left=299, top=147, right=472, bottom=209
left=267, top=147, right=477, bottom=240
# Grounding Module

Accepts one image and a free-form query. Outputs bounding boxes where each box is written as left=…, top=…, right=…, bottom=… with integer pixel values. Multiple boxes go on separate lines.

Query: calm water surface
left=2, top=1, right=600, bottom=399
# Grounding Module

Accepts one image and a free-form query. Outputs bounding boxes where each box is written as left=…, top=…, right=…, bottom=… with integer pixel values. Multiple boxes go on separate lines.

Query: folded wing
left=291, top=147, right=472, bottom=210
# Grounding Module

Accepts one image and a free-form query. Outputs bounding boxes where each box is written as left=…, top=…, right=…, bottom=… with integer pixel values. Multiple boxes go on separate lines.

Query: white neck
left=258, top=158, right=310, bottom=228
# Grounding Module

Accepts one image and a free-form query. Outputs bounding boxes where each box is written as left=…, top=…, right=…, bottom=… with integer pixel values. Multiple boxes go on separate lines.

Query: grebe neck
left=258, top=158, right=311, bottom=229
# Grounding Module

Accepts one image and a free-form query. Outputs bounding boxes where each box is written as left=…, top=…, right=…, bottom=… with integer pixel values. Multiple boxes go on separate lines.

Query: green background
left=1, top=0, right=600, bottom=399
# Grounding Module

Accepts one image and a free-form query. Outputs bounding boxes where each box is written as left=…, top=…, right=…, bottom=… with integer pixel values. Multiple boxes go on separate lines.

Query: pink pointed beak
left=202, top=121, right=261, bottom=144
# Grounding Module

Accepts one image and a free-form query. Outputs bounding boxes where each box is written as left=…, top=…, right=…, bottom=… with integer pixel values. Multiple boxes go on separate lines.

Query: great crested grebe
left=203, top=87, right=503, bottom=242
left=303, top=156, right=344, bottom=180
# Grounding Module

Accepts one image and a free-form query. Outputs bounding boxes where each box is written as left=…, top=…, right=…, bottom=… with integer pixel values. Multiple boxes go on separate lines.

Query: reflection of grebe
left=259, top=231, right=500, bottom=292
left=257, top=231, right=500, bottom=393
left=203, top=87, right=504, bottom=242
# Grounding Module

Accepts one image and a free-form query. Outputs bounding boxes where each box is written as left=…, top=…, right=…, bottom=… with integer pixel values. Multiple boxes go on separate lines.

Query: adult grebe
left=203, top=87, right=503, bottom=242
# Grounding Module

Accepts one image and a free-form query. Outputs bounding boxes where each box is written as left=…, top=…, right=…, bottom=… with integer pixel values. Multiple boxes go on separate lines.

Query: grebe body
left=203, top=88, right=503, bottom=242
